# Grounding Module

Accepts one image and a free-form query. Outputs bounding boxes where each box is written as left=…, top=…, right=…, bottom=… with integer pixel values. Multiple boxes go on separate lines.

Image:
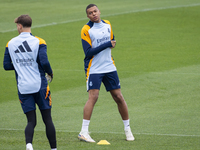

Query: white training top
left=81, top=20, right=117, bottom=79
left=7, top=32, right=42, bottom=94
left=88, top=21, right=116, bottom=74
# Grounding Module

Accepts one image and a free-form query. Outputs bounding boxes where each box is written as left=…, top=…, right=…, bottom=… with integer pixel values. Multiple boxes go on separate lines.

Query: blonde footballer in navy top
left=78, top=4, right=135, bottom=142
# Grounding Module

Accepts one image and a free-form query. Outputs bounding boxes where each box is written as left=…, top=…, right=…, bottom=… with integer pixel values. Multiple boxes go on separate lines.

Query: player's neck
left=20, top=27, right=31, bottom=33
left=93, top=20, right=101, bottom=24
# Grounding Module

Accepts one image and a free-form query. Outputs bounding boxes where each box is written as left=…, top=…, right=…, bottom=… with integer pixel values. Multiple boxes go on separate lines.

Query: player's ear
left=18, top=24, right=23, bottom=29
left=86, top=12, right=89, bottom=18
left=17, top=24, right=23, bottom=34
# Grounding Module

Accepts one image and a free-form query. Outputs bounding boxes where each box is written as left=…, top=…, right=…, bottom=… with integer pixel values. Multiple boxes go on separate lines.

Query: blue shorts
left=87, top=71, right=121, bottom=91
left=18, top=85, right=52, bottom=114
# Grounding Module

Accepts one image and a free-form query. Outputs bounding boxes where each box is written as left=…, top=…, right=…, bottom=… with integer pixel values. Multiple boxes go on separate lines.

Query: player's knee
left=89, top=90, right=99, bottom=101
left=92, top=94, right=99, bottom=101
left=28, top=120, right=37, bottom=128
left=113, top=93, right=124, bottom=103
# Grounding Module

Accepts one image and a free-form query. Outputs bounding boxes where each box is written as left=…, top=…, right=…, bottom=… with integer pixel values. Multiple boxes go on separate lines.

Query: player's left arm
left=103, top=20, right=115, bottom=41
left=37, top=43, right=53, bottom=82
left=38, top=44, right=53, bottom=75
left=36, top=37, right=53, bottom=75
left=103, top=20, right=116, bottom=48
left=3, top=47, right=14, bottom=70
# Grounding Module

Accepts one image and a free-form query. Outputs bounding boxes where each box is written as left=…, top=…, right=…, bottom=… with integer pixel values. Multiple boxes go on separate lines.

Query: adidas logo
left=15, top=41, right=32, bottom=53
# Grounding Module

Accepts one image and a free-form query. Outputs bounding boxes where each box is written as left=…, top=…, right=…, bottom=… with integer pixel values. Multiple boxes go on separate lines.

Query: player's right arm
left=3, top=44, right=14, bottom=71
left=81, top=25, right=113, bottom=58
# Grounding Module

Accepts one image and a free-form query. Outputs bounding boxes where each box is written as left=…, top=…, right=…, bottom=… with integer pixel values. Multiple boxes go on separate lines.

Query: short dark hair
left=14, top=15, right=32, bottom=27
left=86, top=4, right=98, bottom=13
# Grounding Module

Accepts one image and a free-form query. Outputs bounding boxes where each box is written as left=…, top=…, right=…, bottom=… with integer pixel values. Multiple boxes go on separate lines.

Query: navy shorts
left=18, top=86, right=52, bottom=114
left=87, top=71, right=121, bottom=91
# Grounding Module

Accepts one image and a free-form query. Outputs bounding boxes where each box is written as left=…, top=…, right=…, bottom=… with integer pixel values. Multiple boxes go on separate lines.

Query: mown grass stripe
left=1, top=3, right=200, bottom=33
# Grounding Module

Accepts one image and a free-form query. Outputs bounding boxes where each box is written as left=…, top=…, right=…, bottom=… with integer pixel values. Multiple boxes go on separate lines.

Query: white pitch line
left=1, top=128, right=200, bottom=137
left=133, top=132, right=200, bottom=137
left=102, top=3, right=200, bottom=17
left=149, top=72, right=200, bottom=75
left=1, top=3, right=200, bottom=33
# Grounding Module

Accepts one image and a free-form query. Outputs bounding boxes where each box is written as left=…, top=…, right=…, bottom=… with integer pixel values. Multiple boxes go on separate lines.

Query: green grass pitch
left=0, top=0, right=200, bottom=149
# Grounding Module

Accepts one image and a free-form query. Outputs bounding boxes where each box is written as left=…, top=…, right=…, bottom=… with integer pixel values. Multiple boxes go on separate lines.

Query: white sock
left=123, top=119, right=131, bottom=130
left=51, top=148, right=57, bottom=150
left=81, top=119, right=90, bottom=132
left=26, top=143, right=33, bottom=150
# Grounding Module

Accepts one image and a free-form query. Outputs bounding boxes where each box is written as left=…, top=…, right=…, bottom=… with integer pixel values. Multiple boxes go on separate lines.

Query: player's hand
left=46, top=73, right=53, bottom=83
left=111, top=40, right=116, bottom=48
